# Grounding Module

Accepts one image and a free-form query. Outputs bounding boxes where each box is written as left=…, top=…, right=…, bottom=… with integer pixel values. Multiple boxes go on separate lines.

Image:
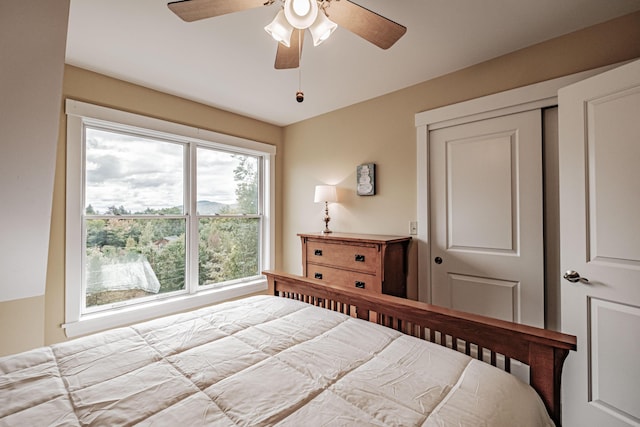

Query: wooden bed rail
left=263, top=270, right=576, bottom=426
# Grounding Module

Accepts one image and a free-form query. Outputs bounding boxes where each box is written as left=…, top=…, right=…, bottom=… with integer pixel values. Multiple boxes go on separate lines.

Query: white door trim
left=414, top=64, right=621, bottom=303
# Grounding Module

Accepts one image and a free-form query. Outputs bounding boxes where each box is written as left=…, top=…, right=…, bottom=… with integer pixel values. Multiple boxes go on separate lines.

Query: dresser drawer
left=305, top=240, right=378, bottom=274
left=306, top=264, right=380, bottom=294
left=299, top=232, right=410, bottom=298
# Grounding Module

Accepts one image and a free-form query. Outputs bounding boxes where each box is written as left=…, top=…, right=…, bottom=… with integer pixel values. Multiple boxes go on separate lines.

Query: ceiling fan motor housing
left=284, top=0, right=319, bottom=29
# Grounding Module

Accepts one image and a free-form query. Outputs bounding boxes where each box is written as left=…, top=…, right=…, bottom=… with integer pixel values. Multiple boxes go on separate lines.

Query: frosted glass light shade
left=264, top=9, right=294, bottom=47
left=309, top=12, right=337, bottom=46
left=314, top=185, right=337, bottom=203
left=284, top=0, right=318, bottom=29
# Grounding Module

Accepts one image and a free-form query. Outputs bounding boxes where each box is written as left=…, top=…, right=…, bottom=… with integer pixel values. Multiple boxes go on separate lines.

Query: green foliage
left=197, top=156, right=259, bottom=285
left=233, top=155, right=258, bottom=214
left=85, top=217, right=186, bottom=304
left=198, top=217, right=259, bottom=285
left=142, top=237, right=185, bottom=292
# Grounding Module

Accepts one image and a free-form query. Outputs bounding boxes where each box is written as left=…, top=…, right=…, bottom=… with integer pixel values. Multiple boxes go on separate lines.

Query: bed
left=0, top=270, right=576, bottom=426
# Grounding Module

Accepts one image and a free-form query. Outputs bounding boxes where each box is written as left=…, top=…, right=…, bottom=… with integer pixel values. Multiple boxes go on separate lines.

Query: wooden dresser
left=298, top=232, right=411, bottom=298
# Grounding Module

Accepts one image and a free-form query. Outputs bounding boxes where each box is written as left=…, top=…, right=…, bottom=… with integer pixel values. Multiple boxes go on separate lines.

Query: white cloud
left=85, top=128, right=252, bottom=214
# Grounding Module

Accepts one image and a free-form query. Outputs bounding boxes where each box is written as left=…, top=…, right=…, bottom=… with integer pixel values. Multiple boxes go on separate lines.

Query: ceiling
left=66, top=0, right=640, bottom=126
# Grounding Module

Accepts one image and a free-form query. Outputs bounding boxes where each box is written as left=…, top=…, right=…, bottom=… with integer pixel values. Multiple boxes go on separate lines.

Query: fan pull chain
left=296, top=30, right=304, bottom=103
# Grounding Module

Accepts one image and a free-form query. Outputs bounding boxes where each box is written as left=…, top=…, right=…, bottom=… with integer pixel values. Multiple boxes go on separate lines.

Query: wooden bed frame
left=263, top=270, right=576, bottom=426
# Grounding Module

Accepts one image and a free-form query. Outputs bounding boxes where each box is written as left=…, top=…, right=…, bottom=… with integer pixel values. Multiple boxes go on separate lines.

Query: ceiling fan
left=167, top=0, right=407, bottom=70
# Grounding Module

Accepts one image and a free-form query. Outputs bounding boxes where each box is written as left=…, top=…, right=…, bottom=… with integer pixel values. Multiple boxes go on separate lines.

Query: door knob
left=434, top=257, right=443, bottom=264
left=563, top=270, right=589, bottom=284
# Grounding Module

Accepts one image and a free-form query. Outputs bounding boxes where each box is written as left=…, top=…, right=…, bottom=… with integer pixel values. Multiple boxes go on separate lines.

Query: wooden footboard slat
left=263, top=270, right=576, bottom=426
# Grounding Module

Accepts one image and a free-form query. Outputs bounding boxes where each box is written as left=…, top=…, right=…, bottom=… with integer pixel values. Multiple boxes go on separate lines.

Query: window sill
left=63, top=278, right=268, bottom=338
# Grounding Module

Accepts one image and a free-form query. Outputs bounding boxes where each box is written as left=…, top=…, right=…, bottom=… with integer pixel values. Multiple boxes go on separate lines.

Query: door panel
left=587, top=87, right=640, bottom=266
left=589, top=299, right=640, bottom=421
left=447, top=132, right=516, bottom=252
left=449, top=274, right=518, bottom=322
left=430, top=109, right=544, bottom=327
left=559, top=59, right=640, bottom=427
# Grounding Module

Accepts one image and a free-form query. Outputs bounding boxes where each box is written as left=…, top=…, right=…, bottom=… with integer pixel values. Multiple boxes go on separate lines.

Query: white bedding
left=0, top=295, right=554, bottom=426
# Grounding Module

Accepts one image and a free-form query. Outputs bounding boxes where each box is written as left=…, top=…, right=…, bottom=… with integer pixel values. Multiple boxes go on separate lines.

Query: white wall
left=0, top=0, right=69, bottom=302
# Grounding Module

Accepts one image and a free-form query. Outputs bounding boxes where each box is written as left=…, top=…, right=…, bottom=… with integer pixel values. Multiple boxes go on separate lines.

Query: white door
left=559, top=59, right=640, bottom=426
left=430, top=110, right=544, bottom=327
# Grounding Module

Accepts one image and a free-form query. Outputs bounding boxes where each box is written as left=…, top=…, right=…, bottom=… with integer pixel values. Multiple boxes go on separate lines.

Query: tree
left=106, top=205, right=131, bottom=215
left=198, top=155, right=260, bottom=285
left=233, top=155, right=258, bottom=214
left=149, top=237, right=186, bottom=292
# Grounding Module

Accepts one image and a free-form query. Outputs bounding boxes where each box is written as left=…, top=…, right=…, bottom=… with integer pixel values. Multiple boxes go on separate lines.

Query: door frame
left=414, top=64, right=621, bottom=304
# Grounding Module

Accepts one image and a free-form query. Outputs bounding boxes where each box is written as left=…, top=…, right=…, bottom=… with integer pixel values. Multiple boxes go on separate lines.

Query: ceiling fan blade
left=275, top=29, right=304, bottom=69
left=168, top=0, right=267, bottom=22
left=326, top=0, right=406, bottom=49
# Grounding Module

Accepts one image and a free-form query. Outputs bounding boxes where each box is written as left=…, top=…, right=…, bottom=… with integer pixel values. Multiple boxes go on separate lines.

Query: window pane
left=85, top=218, right=186, bottom=308
left=197, top=148, right=258, bottom=214
left=198, top=217, right=260, bottom=286
left=85, top=127, right=185, bottom=215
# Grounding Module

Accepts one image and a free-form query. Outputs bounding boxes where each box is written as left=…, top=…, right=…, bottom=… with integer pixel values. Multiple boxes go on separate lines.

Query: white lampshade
left=264, top=9, right=294, bottom=47
left=309, top=12, right=337, bottom=46
left=314, top=185, right=337, bottom=203
left=284, top=0, right=319, bottom=29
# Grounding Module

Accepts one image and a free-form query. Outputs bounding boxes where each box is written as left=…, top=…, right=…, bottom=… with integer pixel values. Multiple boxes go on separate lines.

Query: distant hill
left=197, top=200, right=229, bottom=215
left=87, top=201, right=231, bottom=216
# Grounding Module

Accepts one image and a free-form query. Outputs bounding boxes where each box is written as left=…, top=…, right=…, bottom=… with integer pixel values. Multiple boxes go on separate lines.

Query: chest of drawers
left=298, top=232, right=411, bottom=298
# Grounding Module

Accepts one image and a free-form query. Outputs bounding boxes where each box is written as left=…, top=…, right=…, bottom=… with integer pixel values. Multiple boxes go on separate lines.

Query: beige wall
left=281, top=12, right=640, bottom=300
left=0, top=296, right=45, bottom=355
left=2, top=11, right=639, bottom=356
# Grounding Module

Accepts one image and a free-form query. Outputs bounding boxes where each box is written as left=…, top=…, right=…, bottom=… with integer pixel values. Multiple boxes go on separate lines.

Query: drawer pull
left=314, top=273, right=323, bottom=280
left=355, top=254, right=365, bottom=262
left=355, top=281, right=366, bottom=289
left=314, top=249, right=323, bottom=256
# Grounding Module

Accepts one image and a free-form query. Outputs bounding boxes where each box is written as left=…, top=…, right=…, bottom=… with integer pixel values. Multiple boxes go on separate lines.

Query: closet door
left=429, top=110, right=544, bottom=327
left=559, top=59, right=640, bottom=427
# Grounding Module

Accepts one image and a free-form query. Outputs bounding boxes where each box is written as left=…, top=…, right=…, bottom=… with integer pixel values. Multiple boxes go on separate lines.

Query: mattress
left=0, top=295, right=554, bottom=426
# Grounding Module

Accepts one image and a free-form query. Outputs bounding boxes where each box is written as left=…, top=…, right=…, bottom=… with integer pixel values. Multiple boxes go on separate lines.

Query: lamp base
left=322, top=202, right=332, bottom=234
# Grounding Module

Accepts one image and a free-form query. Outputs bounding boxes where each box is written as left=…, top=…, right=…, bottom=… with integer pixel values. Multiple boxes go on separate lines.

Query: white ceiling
left=66, top=0, right=640, bottom=126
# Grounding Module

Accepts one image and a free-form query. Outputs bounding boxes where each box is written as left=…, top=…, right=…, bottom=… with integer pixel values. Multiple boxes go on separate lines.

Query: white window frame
left=64, top=99, right=276, bottom=337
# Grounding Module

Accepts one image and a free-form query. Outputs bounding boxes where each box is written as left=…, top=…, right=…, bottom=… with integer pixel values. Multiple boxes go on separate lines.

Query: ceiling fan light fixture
left=284, top=0, right=318, bottom=29
left=292, top=0, right=310, bottom=16
left=264, top=9, right=294, bottom=47
left=309, top=12, right=337, bottom=46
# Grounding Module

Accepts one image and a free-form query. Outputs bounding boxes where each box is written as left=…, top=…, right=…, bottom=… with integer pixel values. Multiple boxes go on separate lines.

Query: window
left=65, top=100, right=275, bottom=337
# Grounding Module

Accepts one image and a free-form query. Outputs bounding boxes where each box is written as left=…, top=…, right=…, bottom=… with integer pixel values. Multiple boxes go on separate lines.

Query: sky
left=85, top=127, right=252, bottom=214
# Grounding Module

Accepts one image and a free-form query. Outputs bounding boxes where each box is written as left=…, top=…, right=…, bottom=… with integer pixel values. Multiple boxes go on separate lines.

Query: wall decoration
left=357, top=163, right=376, bottom=196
